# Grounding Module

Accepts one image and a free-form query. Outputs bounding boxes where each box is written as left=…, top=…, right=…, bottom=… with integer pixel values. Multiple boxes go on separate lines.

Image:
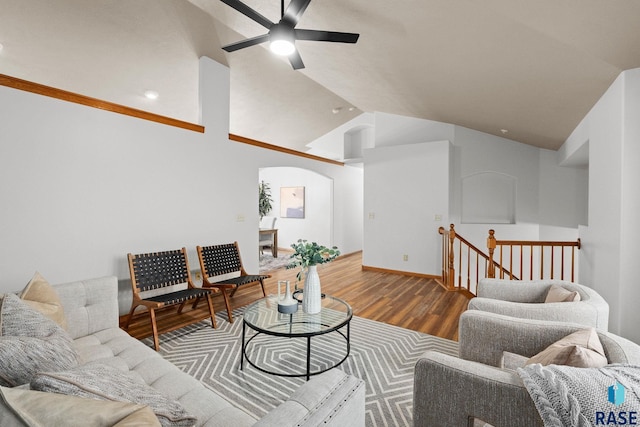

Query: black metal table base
left=241, top=321, right=351, bottom=381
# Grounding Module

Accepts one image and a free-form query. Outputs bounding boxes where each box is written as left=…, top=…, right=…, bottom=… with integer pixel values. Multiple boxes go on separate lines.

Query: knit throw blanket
left=517, top=364, right=640, bottom=427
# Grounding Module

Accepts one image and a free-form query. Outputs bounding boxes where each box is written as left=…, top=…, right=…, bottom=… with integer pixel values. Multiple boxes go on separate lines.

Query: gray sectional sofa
left=0, top=276, right=366, bottom=426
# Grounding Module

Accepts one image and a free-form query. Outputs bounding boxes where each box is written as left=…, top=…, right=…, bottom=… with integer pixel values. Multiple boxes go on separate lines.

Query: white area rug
left=144, top=308, right=459, bottom=426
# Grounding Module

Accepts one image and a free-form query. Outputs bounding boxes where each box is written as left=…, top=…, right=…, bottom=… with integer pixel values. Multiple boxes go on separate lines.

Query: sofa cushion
left=71, top=327, right=257, bottom=427
left=526, top=328, right=607, bottom=368
left=30, top=363, right=196, bottom=427
left=0, top=293, right=78, bottom=387
left=0, top=385, right=160, bottom=427
left=544, top=284, right=581, bottom=303
left=20, top=272, right=68, bottom=330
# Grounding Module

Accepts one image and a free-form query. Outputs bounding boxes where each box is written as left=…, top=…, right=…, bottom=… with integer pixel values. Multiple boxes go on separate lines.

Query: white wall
left=374, top=112, right=455, bottom=148
left=357, top=114, right=586, bottom=280
left=619, top=68, right=640, bottom=342
left=306, top=113, right=375, bottom=160
left=258, top=167, right=334, bottom=249
left=568, top=73, right=624, bottom=335
left=538, top=149, right=588, bottom=228
left=561, top=68, right=640, bottom=341
left=0, top=56, right=364, bottom=315
left=363, top=141, right=450, bottom=274
left=451, top=126, right=542, bottom=226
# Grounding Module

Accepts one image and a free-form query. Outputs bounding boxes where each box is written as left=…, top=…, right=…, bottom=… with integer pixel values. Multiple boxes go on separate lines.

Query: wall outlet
left=403, top=254, right=409, bottom=261
left=236, top=214, right=245, bottom=222
left=368, top=212, right=375, bottom=219
left=434, top=214, right=443, bottom=221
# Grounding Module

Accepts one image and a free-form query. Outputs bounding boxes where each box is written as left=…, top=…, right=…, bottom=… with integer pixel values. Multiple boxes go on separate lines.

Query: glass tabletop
left=243, top=294, right=352, bottom=337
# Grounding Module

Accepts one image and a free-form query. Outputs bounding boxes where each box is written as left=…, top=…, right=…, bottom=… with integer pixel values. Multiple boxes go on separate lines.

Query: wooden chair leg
left=177, top=301, right=187, bottom=314
left=149, top=308, right=160, bottom=351
left=259, top=279, right=266, bottom=297
left=221, top=288, right=234, bottom=323
left=229, top=285, right=239, bottom=298
left=191, top=296, right=201, bottom=310
left=205, top=294, right=217, bottom=329
left=124, top=304, right=138, bottom=330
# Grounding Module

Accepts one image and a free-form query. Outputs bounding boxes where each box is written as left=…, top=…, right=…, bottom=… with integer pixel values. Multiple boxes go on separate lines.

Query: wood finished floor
left=121, top=251, right=471, bottom=342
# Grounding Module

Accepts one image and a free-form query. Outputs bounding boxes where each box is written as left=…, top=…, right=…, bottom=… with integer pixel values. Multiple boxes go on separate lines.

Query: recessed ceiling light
left=332, top=107, right=342, bottom=114
left=144, top=90, right=159, bottom=100
left=500, top=129, right=508, bottom=134
left=348, top=107, right=355, bottom=112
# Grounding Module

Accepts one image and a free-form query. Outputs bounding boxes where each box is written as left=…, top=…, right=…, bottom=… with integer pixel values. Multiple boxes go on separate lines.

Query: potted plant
left=258, top=181, right=273, bottom=220
left=287, top=239, right=340, bottom=313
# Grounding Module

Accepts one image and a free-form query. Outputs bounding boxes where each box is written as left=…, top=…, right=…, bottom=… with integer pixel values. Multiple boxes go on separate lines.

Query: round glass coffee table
left=241, top=294, right=352, bottom=380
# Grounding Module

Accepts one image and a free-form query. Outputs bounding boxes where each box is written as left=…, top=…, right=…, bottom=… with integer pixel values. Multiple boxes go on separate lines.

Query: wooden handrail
left=1, top=73, right=347, bottom=166
left=487, top=229, right=580, bottom=281
left=0, top=73, right=204, bottom=133
left=229, top=134, right=344, bottom=166
left=438, top=224, right=511, bottom=294
left=440, top=225, right=581, bottom=296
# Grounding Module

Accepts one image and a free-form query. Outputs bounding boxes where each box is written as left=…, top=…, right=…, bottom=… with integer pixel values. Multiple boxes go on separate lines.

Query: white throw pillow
left=544, top=284, right=581, bottom=303
left=526, top=328, right=607, bottom=368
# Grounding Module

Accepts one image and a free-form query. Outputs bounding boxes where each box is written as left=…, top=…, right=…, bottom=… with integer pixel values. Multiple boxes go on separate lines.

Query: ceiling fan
left=219, top=0, right=360, bottom=70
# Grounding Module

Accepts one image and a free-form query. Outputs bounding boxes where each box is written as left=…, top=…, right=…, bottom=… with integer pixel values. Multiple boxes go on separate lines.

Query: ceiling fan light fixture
left=269, top=24, right=296, bottom=56
left=219, top=0, right=359, bottom=69
left=270, top=38, right=295, bottom=56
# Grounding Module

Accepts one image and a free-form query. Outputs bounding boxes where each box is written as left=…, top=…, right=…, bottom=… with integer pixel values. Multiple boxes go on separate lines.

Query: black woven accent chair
left=125, top=247, right=217, bottom=351
left=196, top=241, right=270, bottom=322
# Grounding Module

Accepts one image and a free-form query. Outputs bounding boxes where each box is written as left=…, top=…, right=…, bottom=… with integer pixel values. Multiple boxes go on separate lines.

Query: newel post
left=487, top=229, right=496, bottom=278
left=448, top=224, right=456, bottom=288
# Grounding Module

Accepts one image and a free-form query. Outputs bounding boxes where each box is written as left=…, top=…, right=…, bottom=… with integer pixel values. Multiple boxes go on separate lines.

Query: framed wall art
left=280, top=186, right=305, bottom=218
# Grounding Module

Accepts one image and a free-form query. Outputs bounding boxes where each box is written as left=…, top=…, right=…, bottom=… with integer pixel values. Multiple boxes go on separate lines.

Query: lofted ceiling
left=2, top=0, right=640, bottom=154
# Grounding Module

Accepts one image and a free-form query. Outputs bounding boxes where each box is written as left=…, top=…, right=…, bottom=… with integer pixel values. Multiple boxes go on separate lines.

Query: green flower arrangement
left=287, top=239, right=340, bottom=282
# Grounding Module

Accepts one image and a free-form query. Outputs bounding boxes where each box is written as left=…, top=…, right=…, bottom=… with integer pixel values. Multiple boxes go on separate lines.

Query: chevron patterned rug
left=145, top=308, right=458, bottom=427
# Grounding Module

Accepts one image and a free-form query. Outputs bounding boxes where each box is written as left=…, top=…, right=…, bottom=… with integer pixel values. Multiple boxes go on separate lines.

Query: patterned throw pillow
left=31, top=363, right=197, bottom=427
left=0, top=293, right=78, bottom=387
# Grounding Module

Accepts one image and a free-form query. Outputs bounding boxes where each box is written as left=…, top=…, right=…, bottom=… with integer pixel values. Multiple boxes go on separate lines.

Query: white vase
left=302, top=265, right=322, bottom=314
left=277, top=280, right=298, bottom=314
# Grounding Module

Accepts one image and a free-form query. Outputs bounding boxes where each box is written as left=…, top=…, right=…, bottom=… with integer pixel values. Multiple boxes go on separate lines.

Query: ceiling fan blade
left=289, top=50, right=305, bottom=70
left=282, top=0, right=312, bottom=26
left=222, top=34, right=270, bottom=52
left=220, top=0, right=273, bottom=29
left=295, top=29, right=359, bottom=43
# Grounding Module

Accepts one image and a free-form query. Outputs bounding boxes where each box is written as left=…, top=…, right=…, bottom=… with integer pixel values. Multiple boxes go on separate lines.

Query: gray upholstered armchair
left=413, top=310, right=640, bottom=427
left=468, top=278, right=609, bottom=330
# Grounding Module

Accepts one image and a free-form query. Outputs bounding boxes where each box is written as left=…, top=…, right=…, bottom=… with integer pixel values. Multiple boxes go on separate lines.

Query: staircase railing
left=439, top=224, right=581, bottom=296
left=487, top=229, right=581, bottom=281
left=438, top=224, right=512, bottom=295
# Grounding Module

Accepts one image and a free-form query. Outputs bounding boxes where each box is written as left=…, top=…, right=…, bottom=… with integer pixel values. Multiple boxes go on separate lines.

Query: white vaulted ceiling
left=2, top=0, right=640, bottom=153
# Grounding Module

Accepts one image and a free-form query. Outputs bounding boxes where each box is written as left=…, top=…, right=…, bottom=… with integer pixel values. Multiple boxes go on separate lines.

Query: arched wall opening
left=258, top=166, right=334, bottom=251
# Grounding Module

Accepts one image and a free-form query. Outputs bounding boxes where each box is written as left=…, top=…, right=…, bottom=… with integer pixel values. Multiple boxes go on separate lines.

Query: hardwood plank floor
left=121, top=251, right=471, bottom=342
